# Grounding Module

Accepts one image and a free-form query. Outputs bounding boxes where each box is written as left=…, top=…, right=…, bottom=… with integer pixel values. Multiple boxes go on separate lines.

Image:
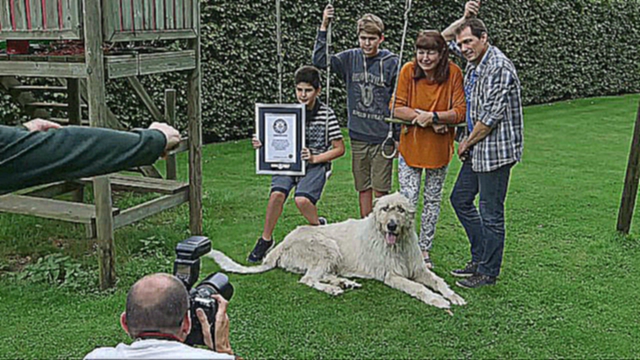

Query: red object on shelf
left=7, top=40, right=30, bottom=55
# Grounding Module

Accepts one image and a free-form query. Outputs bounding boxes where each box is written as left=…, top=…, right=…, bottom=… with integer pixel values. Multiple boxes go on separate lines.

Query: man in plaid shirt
left=442, top=1, right=524, bottom=289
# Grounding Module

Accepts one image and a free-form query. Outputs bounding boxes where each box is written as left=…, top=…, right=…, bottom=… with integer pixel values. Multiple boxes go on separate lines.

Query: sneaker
left=456, top=274, right=496, bottom=289
left=318, top=217, right=327, bottom=225
left=450, top=261, right=478, bottom=278
left=247, top=238, right=274, bottom=263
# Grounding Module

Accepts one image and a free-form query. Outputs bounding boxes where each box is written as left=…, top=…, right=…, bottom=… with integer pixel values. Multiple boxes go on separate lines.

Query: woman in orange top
left=392, top=30, right=466, bottom=268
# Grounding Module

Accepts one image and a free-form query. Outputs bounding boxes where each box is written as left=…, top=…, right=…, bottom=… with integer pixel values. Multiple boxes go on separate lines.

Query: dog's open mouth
left=385, top=232, right=398, bottom=245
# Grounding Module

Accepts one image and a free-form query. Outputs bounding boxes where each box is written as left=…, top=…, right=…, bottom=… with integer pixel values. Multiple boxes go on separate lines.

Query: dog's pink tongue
left=386, top=233, right=397, bottom=245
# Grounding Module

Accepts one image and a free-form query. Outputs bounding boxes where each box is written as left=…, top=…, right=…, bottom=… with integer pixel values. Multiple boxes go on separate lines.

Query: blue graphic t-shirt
left=313, top=31, right=399, bottom=144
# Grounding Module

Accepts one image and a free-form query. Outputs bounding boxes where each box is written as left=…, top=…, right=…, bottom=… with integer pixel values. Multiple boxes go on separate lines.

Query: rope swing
left=382, top=0, right=413, bottom=159
left=276, top=0, right=283, bottom=103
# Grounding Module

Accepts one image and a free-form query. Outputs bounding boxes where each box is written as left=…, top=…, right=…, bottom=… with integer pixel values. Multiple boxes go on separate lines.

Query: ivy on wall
left=2, top=0, right=639, bottom=141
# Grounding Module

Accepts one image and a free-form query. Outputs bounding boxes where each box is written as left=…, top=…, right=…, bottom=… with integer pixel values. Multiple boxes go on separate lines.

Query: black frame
left=255, top=103, right=306, bottom=176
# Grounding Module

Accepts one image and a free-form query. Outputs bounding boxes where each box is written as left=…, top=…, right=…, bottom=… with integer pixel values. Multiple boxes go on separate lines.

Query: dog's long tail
left=207, top=250, right=275, bottom=274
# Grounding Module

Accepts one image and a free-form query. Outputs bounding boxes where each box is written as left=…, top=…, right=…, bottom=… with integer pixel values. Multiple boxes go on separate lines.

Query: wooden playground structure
left=0, top=0, right=203, bottom=289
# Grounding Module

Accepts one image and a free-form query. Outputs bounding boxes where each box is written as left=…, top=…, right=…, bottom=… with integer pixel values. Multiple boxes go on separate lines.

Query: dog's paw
left=429, top=296, right=451, bottom=309
left=339, top=279, right=362, bottom=289
left=327, top=287, right=344, bottom=296
left=447, top=293, right=466, bottom=306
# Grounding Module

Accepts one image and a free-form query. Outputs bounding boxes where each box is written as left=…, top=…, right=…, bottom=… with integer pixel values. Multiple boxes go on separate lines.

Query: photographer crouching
left=85, top=237, right=237, bottom=359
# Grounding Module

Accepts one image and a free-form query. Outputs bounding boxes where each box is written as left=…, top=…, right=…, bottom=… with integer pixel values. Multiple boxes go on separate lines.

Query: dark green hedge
left=2, top=0, right=639, bottom=141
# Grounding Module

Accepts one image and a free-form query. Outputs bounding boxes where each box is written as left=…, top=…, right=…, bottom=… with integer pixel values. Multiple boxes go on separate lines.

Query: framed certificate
left=255, top=103, right=306, bottom=176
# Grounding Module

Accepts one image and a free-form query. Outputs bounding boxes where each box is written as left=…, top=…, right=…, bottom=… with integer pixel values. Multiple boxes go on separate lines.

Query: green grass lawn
left=1, top=95, right=640, bottom=359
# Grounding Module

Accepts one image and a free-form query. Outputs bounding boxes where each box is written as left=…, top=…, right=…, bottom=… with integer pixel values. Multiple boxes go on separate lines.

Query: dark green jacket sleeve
left=0, top=125, right=166, bottom=194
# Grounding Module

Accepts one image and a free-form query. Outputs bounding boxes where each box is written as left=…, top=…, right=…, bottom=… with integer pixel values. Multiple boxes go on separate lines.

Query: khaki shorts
left=351, top=139, right=394, bottom=193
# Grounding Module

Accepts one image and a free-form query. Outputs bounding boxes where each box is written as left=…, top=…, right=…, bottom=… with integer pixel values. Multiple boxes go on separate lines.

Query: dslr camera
left=173, top=236, right=234, bottom=347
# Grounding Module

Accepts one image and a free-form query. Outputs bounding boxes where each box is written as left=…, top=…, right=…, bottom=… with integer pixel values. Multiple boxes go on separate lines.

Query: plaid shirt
left=449, top=42, right=524, bottom=172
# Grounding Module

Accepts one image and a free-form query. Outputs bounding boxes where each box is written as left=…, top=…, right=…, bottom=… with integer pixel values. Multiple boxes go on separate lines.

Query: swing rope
left=381, top=0, right=412, bottom=159
left=276, top=0, right=283, bottom=103
left=324, top=0, right=333, bottom=148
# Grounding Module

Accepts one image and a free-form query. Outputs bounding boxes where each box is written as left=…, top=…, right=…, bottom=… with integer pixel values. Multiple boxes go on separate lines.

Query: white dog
left=208, top=192, right=465, bottom=309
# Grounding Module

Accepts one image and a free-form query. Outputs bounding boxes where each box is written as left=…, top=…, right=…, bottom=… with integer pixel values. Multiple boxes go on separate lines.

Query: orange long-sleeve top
left=392, top=61, right=466, bottom=169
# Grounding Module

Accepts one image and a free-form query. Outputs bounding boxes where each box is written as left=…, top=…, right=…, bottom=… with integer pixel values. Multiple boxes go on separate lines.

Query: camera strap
left=136, top=332, right=183, bottom=343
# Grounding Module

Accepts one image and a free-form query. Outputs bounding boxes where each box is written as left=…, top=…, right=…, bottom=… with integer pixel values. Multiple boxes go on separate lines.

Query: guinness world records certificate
left=255, top=103, right=306, bottom=176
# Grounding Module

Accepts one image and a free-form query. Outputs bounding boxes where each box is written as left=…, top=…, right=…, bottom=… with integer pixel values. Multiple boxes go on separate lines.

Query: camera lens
left=195, top=273, right=234, bottom=301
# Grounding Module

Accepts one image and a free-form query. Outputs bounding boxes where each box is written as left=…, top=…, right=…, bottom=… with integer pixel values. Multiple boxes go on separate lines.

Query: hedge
left=2, top=0, right=639, bottom=141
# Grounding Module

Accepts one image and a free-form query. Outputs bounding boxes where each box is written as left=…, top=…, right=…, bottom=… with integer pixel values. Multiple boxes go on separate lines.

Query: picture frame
left=255, top=103, right=306, bottom=176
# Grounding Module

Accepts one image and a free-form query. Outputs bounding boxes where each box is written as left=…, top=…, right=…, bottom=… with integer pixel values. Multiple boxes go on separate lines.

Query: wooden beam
left=18, top=181, right=83, bottom=199
left=187, top=1, right=203, bottom=235
left=617, top=100, right=640, bottom=233
left=0, top=61, right=87, bottom=78
left=67, top=78, right=84, bottom=203
left=107, top=29, right=196, bottom=42
left=68, top=79, right=82, bottom=126
left=77, top=174, right=188, bottom=195
left=0, top=29, right=81, bottom=40
left=165, top=89, right=178, bottom=180
left=138, top=50, right=196, bottom=76
left=0, top=194, right=119, bottom=224
left=84, top=0, right=116, bottom=289
left=105, top=55, right=139, bottom=79
left=126, top=76, right=165, bottom=122
left=114, top=191, right=189, bottom=229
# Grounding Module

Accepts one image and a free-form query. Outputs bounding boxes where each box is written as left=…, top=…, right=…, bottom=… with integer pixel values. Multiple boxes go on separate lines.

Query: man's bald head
left=124, top=273, right=189, bottom=337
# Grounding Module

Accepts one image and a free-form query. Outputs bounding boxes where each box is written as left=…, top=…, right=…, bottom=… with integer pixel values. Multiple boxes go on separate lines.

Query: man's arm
left=458, top=121, right=492, bottom=156
left=0, top=123, right=174, bottom=194
left=458, top=68, right=517, bottom=156
left=442, top=1, right=480, bottom=41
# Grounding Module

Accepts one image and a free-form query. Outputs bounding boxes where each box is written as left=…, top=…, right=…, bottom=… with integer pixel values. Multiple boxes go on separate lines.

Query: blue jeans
left=450, top=160, right=514, bottom=277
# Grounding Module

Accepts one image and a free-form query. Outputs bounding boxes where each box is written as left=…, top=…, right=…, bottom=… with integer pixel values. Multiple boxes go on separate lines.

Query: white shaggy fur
left=208, top=192, right=466, bottom=309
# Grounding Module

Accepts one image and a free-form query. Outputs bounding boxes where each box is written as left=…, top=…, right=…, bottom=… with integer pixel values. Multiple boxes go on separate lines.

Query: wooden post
left=165, top=89, right=178, bottom=180
left=126, top=76, right=165, bottom=122
left=187, top=1, right=203, bottom=235
left=67, top=78, right=85, bottom=204
left=617, top=100, right=640, bottom=234
left=67, top=79, right=82, bottom=126
left=83, top=0, right=116, bottom=288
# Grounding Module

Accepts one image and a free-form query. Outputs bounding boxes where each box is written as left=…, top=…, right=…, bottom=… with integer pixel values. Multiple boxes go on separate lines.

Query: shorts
left=351, top=139, right=394, bottom=193
left=270, top=163, right=329, bottom=205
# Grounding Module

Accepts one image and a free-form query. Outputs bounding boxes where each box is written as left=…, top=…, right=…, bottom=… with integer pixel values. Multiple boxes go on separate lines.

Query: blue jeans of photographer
left=450, top=160, right=514, bottom=277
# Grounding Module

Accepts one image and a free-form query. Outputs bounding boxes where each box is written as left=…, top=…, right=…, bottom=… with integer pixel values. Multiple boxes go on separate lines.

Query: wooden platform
left=0, top=51, right=196, bottom=79
left=77, top=174, right=188, bottom=194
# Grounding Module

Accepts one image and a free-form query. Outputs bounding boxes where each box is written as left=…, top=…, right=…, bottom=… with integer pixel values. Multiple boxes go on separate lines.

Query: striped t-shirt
left=305, top=101, right=342, bottom=155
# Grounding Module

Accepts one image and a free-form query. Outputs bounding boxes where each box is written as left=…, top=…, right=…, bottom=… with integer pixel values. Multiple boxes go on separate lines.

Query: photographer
left=84, top=273, right=235, bottom=359
left=0, top=119, right=180, bottom=195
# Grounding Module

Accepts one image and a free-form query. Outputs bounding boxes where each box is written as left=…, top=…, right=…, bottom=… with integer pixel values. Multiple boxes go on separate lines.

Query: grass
left=1, top=94, right=640, bottom=358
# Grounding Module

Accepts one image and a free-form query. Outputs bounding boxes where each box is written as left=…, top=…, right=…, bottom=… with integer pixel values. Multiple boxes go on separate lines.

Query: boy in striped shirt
left=248, top=66, right=345, bottom=262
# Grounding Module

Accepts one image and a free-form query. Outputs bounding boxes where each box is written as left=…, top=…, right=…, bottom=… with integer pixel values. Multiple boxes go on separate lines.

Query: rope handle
left=382, top=0, right=412, bottom=160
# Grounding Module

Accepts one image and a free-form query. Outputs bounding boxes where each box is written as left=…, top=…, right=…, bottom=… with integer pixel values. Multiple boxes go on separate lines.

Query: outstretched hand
left=464, top=1, right=480, bottom=18
left=22, top=119, right=62, bottom=132
left=148, top=122, right=180, bottom=152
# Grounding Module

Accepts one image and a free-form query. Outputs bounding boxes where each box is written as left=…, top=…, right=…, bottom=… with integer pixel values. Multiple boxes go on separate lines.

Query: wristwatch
left=432, top=112, right=440, bottom=124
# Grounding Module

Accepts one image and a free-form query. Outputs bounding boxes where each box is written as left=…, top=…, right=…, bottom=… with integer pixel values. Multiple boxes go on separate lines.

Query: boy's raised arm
left=312, top=4, right=346, bottom=78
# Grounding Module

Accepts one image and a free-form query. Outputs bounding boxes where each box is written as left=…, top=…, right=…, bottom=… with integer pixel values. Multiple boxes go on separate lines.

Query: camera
left=173, top=236, right=234, bottom=347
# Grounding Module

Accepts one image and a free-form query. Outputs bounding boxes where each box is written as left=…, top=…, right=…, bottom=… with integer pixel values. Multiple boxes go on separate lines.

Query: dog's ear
left=372, top=197, right=379, bottom=208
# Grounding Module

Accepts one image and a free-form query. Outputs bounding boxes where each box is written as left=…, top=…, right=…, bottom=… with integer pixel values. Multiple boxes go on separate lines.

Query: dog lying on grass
left=208, top=192, right=465, bottom=309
